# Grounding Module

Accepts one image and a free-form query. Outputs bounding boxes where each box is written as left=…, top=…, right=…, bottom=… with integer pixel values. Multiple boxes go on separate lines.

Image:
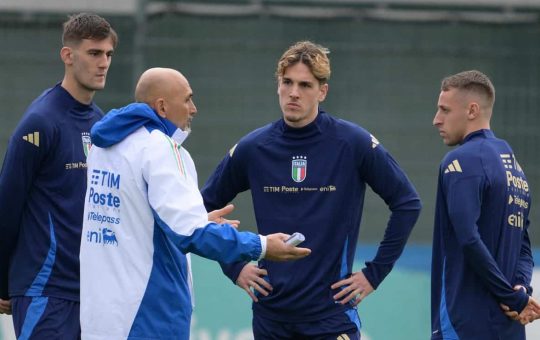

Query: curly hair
left=276, top=41, right=331, bottom=84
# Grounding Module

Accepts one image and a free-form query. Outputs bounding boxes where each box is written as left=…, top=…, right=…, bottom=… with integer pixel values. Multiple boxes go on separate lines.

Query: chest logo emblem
left=291, top=156, right=307, bottom=183
left=82, top=132, right=92, bottom=158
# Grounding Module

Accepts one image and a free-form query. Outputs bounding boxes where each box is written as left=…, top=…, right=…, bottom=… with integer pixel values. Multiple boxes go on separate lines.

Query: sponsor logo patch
left=22, top=131, right=40, bottom=147
left=444, top=159, right=462, bottom=174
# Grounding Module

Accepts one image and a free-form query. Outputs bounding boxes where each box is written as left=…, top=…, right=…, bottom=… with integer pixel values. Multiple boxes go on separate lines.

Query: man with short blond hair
left=431, top=70, right=539, bottom=339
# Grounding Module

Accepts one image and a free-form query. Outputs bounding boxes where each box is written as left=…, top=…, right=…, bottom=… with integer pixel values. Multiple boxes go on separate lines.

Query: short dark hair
left=441, top=70, right=495, bottom=106
left=62, top=13, right=118, bottom=48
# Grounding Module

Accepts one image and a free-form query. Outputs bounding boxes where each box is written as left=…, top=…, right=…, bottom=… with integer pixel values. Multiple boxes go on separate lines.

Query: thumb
left=216, top=204, right=235, bottom=217
left=292, top=247, right=311, bottom=257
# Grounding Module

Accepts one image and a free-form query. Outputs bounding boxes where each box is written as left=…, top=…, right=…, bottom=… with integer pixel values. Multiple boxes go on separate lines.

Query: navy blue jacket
left=202, top=110, right=421, bottom=322
left=431, top=129, right=533, bottom=340
left=0, top=84, right=103, bottom=300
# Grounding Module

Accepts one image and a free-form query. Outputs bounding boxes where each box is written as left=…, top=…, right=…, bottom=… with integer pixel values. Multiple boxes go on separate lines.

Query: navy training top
left=431, top=129, right=533, bottom=340
left=0, top=84, right=103, bottom=300
left=202, top=110, right=421, bottom=322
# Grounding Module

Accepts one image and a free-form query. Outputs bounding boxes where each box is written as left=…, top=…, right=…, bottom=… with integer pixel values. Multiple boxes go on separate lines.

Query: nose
left=190, top=100, right=197, bottom=115
left=289, top=84, right=299, bottom=98
left=433, top=111, right=442, bottom=126
left=99, top=54, right=111, bottom=69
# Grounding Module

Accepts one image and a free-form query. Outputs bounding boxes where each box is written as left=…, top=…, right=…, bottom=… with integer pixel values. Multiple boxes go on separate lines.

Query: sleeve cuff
left=258, top=235, right=267, bottom=260
left=361, top=267, right=379, bottom=290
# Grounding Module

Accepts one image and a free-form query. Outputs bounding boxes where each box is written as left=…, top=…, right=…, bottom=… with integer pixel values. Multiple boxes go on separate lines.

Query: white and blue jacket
left=80, top=103, right=265, bottom=340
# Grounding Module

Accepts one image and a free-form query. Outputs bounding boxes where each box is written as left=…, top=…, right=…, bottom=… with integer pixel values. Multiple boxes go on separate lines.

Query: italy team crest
left=291, top=156, right=307, bottom=182
left=82, top=132, right=92, bottom=158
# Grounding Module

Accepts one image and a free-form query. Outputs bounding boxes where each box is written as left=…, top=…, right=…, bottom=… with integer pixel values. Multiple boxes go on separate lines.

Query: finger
left=531, top=299, right=540, bottom=309
left=333, top=290, right=346, bottom=301
left=350, top=293, right=363, bottom=307
left=290, top=247, right=311, bottom=257
left=0, top=305, right=11, bottom=314
left=331, top=278, right=352, bottom=290
left=505, top=311, right=518, bottom=317
left=217, top=204, right=235, bottom=217
left=339, top=292, right=357, bottom=305
left=500, top=304, right=510, bottom=311
left=224, top=219, right=240, bottom=228
left=330, top=277, right=354, bottom=289
left=272, top=247, right=311, bottom=262
left=505, top=311, right=519, bottom=319
left=333, top=285, right=354, bottom=300
left=250, top=281, right=270, bottom=297
left=514, top=285, right=527, bottom=293
left=339, top=290, right=364, bottom=306
left=256, top=278, right=273, bottom=292
left=243, top=287, right=259, bottom=302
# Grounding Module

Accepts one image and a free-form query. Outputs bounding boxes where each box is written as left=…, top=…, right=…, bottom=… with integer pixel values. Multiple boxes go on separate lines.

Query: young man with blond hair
left=202, top=41, right=421, bottom=339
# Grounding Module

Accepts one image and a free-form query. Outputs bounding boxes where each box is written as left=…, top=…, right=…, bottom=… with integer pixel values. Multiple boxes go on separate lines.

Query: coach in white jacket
left=80, top=68, right=310, bottom=340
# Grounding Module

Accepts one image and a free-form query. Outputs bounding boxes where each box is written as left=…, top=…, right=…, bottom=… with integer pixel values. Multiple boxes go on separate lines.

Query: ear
left=467, top=102, right=480, bottom=120
left=60, top=47, right=73, bottom=65
left=153, top=98, right=167, bottom=118
left=318, top=83, right=328, bottom=102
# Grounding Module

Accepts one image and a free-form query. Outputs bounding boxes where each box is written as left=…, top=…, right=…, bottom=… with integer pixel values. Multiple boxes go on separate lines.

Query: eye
left=282, top=79, right=292, bottom=85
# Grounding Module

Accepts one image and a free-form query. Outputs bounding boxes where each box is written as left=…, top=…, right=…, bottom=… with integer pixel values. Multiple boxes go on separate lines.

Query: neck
left=284, top=110, right=319, bottom=128
left=61, top=77, right=95, bottom=105
left=466, top=119, right=490, bottom=137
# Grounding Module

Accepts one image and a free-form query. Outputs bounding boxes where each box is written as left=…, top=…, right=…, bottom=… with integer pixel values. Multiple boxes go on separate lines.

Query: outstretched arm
left=208, top=204, right=240, bottom=228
